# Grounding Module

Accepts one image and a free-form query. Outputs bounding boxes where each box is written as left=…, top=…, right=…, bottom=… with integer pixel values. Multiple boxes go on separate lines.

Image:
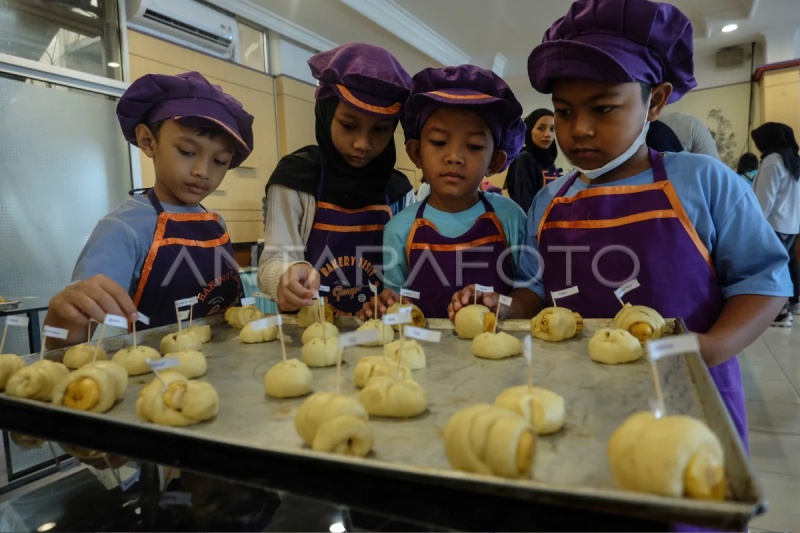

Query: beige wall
left=127, top=30, right=279, bottom=243
left=760, top=67, right=800, bottom=140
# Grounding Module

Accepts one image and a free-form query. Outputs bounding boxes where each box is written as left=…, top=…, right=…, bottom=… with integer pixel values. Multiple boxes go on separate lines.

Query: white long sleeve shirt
left=753, top=153, right=800, bottom=235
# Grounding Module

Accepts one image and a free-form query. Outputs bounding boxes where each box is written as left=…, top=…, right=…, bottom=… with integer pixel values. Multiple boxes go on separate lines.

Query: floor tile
left=748, top=430, right=800, bottom=476
left=742, top=378, right=800, bottom=404
left=749, top=471, right=800, bottom=532
left=768, top=344, right=798, bottom=364
left=776, top=360, right=800, bottom=391
left=740, top=337, right=776, bottom=362
left=745, top=400, right=800, bottom=435
left=739, top=359, right=790, bottom=381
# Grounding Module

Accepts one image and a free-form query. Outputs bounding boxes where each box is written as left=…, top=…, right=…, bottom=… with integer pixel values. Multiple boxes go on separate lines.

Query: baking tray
left=0, top=301, right=21, bottom=312
left=0, top=315, right=764, bottom=531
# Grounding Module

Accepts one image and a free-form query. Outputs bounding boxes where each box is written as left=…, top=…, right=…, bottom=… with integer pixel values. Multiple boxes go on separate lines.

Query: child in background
left=358, top=65, right=527, bottom=319
left=736, top=152, right=759, bottom=185
left=45, top=72, right=254, bottom=347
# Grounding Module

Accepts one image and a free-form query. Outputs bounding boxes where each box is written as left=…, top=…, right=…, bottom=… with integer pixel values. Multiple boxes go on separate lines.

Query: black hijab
left=521, top=109, right=558, bottom=166
left=503, top=109, right=558, bottom=211
left=266, top=98, right=412, bottom=209
left=752, top=122, right=800, bottom=181
left=646, top=120, right=684, bottom=153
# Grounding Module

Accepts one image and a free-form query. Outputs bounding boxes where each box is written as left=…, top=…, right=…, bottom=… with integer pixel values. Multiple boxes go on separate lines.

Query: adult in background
left=504, top=109, right=559, bottom=212
left=752, top=122, right=800, bottom=325
left=659, top=111, right=720, bottom=159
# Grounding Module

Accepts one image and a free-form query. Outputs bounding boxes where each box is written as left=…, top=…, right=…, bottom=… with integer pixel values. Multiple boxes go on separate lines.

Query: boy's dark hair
left=149, top=119, right=224, bottom=141
left=639, top=82, right=652, bottom=104
left=737, top=152, right=759, bottom=175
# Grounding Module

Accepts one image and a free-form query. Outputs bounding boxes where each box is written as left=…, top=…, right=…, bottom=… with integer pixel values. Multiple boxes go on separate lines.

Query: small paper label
left=318, top=285, right=331, bottom=293
left=498, top=295, right=513, bottom=306
left=551, top=286, right=580, bottom=300
left=43, top=325, right=68, bottom=340
left=160, top=491, right=192, bottom=507
left=338, top=329, right=379, bottom=347
left=6, top=316, right=29, bottom=327
left=399, top=305, right=413, bottom=312
left=177, top=310, right=190, bottom=321
left=647, top=334, right=700, bottom=361
left=103, top=314, right=128, bottom=328
left=474, top=284, right=494, bottom=293
left=252, top=292, right=268, bottom=299
left=250, top=315, right=282, bottom=331
left=121, top=468, right=140, bottom=491
left=57, top=457, right=79, bottom=472
left=368, top=282, right=378, bottom=294
left=614, top=279, right=640, bottom=299
left=403, top=326, right=441, bottom=343
left=383, top=312, right=412, bottom=326
left=400, top=288, right=420, bottom=299
left=174, top=297, right=198, bottom=308
left=147, top=357, right=181, bottom=371
left=240, top=297, right=256, bottom=306
left=137, top=313, right=150, bottom=326
left=523, top=335, right=533, bottom=363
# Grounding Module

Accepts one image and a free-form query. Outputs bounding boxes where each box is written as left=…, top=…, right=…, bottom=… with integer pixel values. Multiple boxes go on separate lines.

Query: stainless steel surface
left=0, top=302, right=20, bottom=312
left=6, top=315, right=763, bottom=529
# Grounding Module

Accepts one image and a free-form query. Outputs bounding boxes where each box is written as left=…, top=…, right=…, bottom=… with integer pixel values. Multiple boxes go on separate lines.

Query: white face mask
left=561, top=92, right=653, bottom=180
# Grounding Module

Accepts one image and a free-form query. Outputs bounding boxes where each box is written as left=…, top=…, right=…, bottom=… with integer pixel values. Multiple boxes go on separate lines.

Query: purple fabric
left=117, top=72, right=254, bottom=168
left=539, top=149, right=748, bottom=452
left=407, top=194, right=514, bottom=318
left=135, top=189, right=242, bottom=329
left=401, top=65, right=526, bottom=170
left=528, top=0, right=696, bottom=104
left=308, top=43, right=412, bottom=118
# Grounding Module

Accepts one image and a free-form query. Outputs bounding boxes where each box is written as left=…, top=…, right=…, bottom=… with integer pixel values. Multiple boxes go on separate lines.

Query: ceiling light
left=37, top=523, right=56, bottom=532
left=329, top=522, right=346, bottom=533
left=721, top=24, right=738, bottom=33
left=107, top=61, right=120, bottom=68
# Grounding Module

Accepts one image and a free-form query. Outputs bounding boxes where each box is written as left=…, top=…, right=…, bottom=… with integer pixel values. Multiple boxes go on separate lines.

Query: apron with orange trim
left=539, top=149, right=747, bottom=451
left=305, top=171, right=392, bottom=315
left=407, top=193, right=514, bottom=318
left=132, top=189, right=242, bottom=329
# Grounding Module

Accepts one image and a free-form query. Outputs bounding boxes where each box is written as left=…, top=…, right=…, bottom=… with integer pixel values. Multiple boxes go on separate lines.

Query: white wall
left=692, top=42, right=763, bottom=90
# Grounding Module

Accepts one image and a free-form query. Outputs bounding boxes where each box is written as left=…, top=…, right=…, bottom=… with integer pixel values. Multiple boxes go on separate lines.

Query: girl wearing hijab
left=503, top=109, right=559, bottom=212
left=258, top=43, right=415, bottom=316
left=752, top=122, right=800, bottom=325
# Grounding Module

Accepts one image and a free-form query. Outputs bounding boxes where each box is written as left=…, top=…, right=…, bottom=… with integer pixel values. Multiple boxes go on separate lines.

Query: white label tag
left=103, top=314, right=128, bottom=328
left=43, top=326, right=68, bottom=340
left=383, top=312, right=412, bottom=326
left=368, top=282, right=378, bottom=294
left=121, top=468, right=140, bottom=491
left=523, top=335, right=533, bottom=363
left=498, top=295, right=513, bottom=306
left=403, top=326, right=441, bottom=343
left=6, top=316, right=29, bottom=327
left=399, top=305, right=413, bottom=313
left=177, top=310, right=190, bottom=321
left=318, top=285, right=331, bottom=293
left=240, top=297, right=256, bottom=306
left=251, top=315, right=282, bottom=331
left=614, top=279, right=640, bottom=299
left=147, top=357, right=181, bottom=371
left=339, top=329, right=379, bottom=348
left=252, top=292, right=268, bottom=299
left=160, top=491, right=192, bottom=507
left=551, top=286, right=580, bottom=300
left=174, top=297, right=198, bottom=308
left=474, top=284, right=494, bottom=293
left=137, top=313, right=150, bottom=326
left=400, top=288, right=420, bottom=299
left=647, top=334, right=700, bottom=361
left=57, top=457, right=79, bottom=472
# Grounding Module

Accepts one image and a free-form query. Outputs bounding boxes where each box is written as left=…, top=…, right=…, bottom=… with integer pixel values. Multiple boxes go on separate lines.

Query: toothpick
left=648, top=356, right=666, bottom=418
left=493, top=300, right=500, bottom=334
left=616, top=294, right=626, bottom=308
left=189, top=303, right=194, bottom=329
left=39, top=331, right=46, bottom=361
left=175, top=305, right=182, bottom=333
left=87, top=321, right=91, bottom=344
left=92, top=324, right=107, bottom=362
left=277, top=316, right=287, bottom=362
left=552, top=297, right=558, bottom=308
left=336, top=346, right=343, bottom=395
left=474, top=287, right=478, bottom=306
left=148, top=361, right=168, bottom=390
left=0, top=321, right=8, bottom=355
left=374, top=292, right=378, bottom=320
left=133, top=319, right=137, bottom=349
left=528, top=358, right=534, bottom=392
left=318, top=295, right=326, bottom=342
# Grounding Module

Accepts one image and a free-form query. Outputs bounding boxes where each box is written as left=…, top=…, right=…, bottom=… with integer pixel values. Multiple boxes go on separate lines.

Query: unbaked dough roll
left=297, top=299, right=334, bottom=328
left=112, top=346, right=161, bottom=376
left=358, top=376, right=428, bottom=417
left=385, top=339, right=426, bottom=369
left=443, top=404, right=536, bottom=479
left=494, top=386, right=565, bottom=435
left=187, top=325, right=211, bottom=343
left=454, top=304, right=494, bottom=339
left=301, top=322, right=339, bottom=344
left=59, top=444, right=106, bottom=460
left=136, top=371, right=219, bottom=426
left=295, top=392, right=373, bottom=456
left=5, top=360, right=70, bottom=402
left=613, top=304, right=667, bottom=343
left=608, top=412, right=726, bottom=500
left=240, top=322, right=278, bottom=343
left=227, top=306, right=267, bottom=329
left=162, top=350, right=207, bottom=379
left=301, top=337, right=343, bottom=367
left=530, top=307, right=583, bottom=342
left=53, top=361, right=128, bottom=413
left=356, top=319, right=394, bottom=346
left=63, top=344, right=108, bottom=369
left=472, top=332, right=521, bottom=359
left=10, top=432, right=45, bottom=450
left=160, top=331, right=202, bottom=355
left=264, top=359, right=313, bottom=398
left=353, top=356, right=410, bottom=388
left=385, top=303, right=426, bottom=331
left=588, top=329, right=643, bottom=364
left=0, top=354, right=25, bottom=390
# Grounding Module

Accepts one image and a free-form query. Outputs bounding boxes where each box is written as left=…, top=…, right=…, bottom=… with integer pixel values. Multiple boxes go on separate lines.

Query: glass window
left=0, top=0, right=123, bottom=80
left=238, top=21, right=268, bottom=74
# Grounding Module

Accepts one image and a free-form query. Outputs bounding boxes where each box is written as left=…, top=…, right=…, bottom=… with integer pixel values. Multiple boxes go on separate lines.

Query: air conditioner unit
left=127, top=0, right=239, bottom=61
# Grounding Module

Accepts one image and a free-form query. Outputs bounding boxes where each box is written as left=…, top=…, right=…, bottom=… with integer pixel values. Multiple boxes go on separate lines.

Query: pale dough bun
left=530, top=307, right=583, bottom=342
left=494, top=385, right=565, bottom=435
left=112, top=346, right=161, bottom=376
left=264, top=359, right=313, bottom=398
left=301, top=322, right=339, bottom=344
left=0, top=354, right=25, bottom=390
left=609, top=411, right=726, bottom=500
left=63, top=344, right=107, bottom=369
left=472, top=332, right=521, bottom=359
left=358, top=375, right=428, bottom=417
left=53, top=361, right=128, bottom=413
left=160, top=331, right=202, bottom=355
left=613, top=304, right=667, bottom=343
left=60, top=444, right=105, bottom=460
left=297, top=299, right=334, bottom=328
left=227, top=306, right=267, bottom=329
left=443, top=404, right=536, bottom=479
left=356, top=319, right=394, bottom=346
left=295, top=392, right=373, bottom=456
left=454, top=304, right=494, bottom=339
left=162, top=350, right=207, bottom=379
left=5, top=360, right=70, bottom=401
left=588, top=329, right=644, bottom=364
left=353, top=356, right=410, bottom=388
left=240, top=322, right=278, bottom=343
left=301, top=337, right=343, bottom=367
left=187, top=325, right=211, bottom=343
left=136, top=371, right=219, bottom=427
left=385, top=303, right=426, bottom=331
left=385, top=339, right=426, bottom=369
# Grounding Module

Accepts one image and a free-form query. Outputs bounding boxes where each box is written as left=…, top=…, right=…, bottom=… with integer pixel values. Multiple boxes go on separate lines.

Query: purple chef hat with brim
left=401, top=65, right=526, bottom=170
left=116, top=71, right=254, bottom=168
left=528, top=0, right=696, bottom=104
left=309, top=43, right=412, bottom=119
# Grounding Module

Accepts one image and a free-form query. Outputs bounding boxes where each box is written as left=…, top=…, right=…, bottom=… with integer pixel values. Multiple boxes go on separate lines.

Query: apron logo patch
left=358, top=293, right=367, bottom=303
left=332, top=284, right=362, bottom=302
left=319, top=255, right=377, bottom=279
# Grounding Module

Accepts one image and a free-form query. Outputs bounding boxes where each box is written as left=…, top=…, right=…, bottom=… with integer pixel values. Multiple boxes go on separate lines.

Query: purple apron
left=132, top=189, right=242, bottom=329
left=407, top=194, right=514, bottom=318
left=305, top=168, right=392, bottom=316
left=538, top=149, right=748, bottom=452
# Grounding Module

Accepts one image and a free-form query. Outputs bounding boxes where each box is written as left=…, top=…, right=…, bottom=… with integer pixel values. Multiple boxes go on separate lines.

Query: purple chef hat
left=309, top=43, right=412, bottom=119
left=401, top=65, right=526, bottom=170
left=528, top=0, right=696, bottom=104
left=116, top=71, right=254, bottom=168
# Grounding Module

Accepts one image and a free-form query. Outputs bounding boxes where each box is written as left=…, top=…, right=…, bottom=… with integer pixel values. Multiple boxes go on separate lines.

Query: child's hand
left=448, top=285, right=501, bottom=323
left=277, top=263, right=320, bottom=312
left=356, top=288, right=404, bottom=321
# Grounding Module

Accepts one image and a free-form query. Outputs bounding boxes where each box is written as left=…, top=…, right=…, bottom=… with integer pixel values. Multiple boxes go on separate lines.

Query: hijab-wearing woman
left=752, top=122, right=800, bottom=325
left=503, top=109, right=559, bottom=212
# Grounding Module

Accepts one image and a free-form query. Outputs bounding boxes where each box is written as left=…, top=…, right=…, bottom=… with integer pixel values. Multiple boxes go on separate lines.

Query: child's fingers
left=460, top=285, right=476, bottom=305
left=447, top=302, right=457, bottom=323
left=482, top=292, right=500, bottom=310
left=80, top=282, right=128, bottom=321
left=69, top=290, right=113, bottom=324
left=95, top=275, right=138, bottom=320
left=280, top=286, right=313, bottom=310
left=287, top=278, right=314, bottom=302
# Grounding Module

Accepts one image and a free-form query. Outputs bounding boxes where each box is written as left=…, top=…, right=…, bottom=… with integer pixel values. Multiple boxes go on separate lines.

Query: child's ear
left=647, top=82, right=673, bottom=122
left=486, top=150, right=508, bottom=177
left=405, top=140, right=422, bottom=169
left=135, top=124, right=157, bottom=159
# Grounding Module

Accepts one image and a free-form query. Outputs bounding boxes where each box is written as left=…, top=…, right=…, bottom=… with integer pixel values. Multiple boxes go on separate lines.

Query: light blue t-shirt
left=382, top=192, right=526, bottom=290
left=72, top=195, right=226, bottom=296
left=514, top=152, right=792, bottom=301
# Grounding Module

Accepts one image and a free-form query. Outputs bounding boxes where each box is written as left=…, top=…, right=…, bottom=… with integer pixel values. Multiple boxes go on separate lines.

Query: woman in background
left=737, top=152, right=759, bottom=185
left=504, top=109, right=558, bottom=212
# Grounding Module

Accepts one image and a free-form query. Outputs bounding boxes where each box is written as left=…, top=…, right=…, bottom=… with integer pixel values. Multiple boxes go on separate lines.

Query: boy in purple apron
left=45, top=72, right=254, bottom=346
left=357, top=65, right=527, bottom=319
